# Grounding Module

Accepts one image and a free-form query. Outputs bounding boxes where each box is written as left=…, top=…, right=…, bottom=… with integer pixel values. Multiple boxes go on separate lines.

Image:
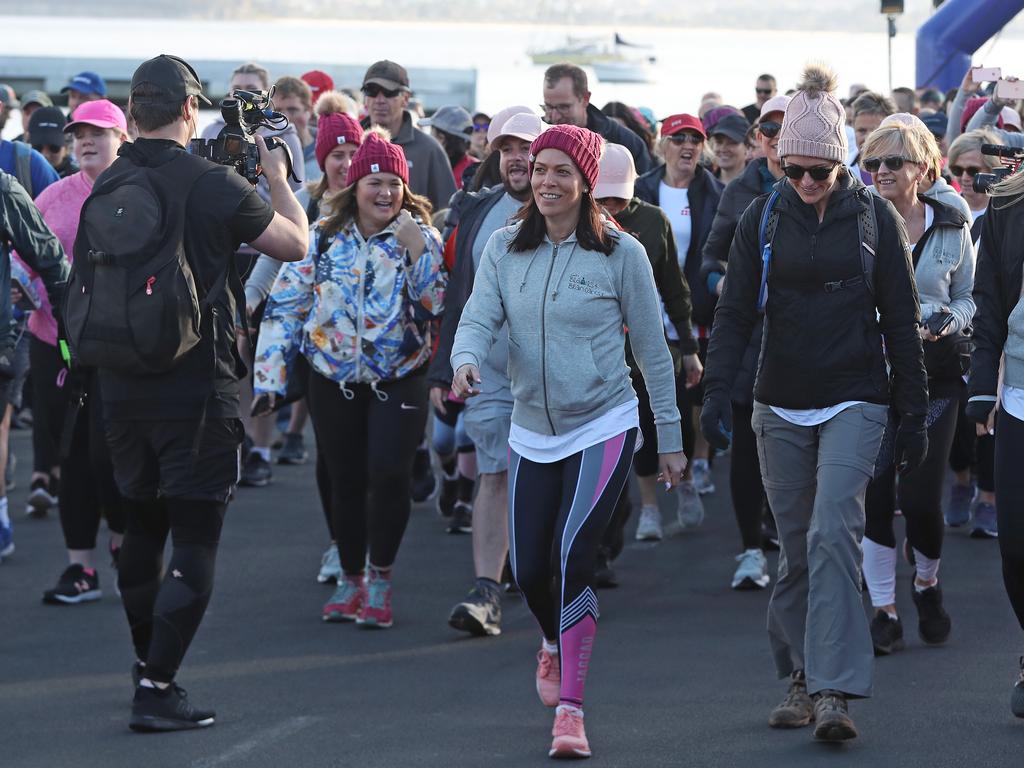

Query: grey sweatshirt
left=451, top=224, right=682, bottom=453
left=1006, top=292, right=1024, bottom=389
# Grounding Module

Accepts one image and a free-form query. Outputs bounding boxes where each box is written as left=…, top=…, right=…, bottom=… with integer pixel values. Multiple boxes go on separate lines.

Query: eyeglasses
left=666, top=133, right=704, bottom=145
left=362, top=84, right=402, bottom=99
left=863, top=156, right=914, bottom=173
left=540, top=102, right=577, bottom=117
left=782, top=162, right=838, bottom=181
left=756, top=88, right=774, bottom=96
left=949, top=164, right=983, bottom=178
left=758, top=121, right=782, bottom=138
left=472, top=121, right=490, bottom=132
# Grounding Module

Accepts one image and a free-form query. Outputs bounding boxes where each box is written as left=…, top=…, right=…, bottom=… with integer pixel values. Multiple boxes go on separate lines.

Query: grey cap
left=20, top=90, right=53, bottom=109
left=419, top=105, right=472, bottom=139
left=710, top=113, right=751, bottom=144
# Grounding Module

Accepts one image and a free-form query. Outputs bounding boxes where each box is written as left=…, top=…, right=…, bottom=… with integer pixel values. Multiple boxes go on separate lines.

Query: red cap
left=345, top=131, right=409, bottom=187
left=660, top=113, right=706, bottom=139
left=315, top=112, right=363, bottom=171
left=302, top=70, right=334, bottom=104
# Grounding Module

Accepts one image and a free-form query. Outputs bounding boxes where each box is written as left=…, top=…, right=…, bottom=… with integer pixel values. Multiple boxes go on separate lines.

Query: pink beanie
left=529, top=124, right=604, bottom=190
left=315, top=112, right=363, bottom=171
left=345, top=130, right=408, bottom=187
left=777, top=64, right=848, bottom=164
left=961, top=97, right=1004, bottom=133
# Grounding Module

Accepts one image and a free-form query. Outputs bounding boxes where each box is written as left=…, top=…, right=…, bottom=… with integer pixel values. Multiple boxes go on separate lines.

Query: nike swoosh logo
left=400, top=403, right=418, bottom=410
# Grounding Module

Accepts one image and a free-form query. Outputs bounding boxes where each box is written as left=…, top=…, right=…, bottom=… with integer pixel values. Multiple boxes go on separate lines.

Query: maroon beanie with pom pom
left=529, top=124, right=604, bottom=190
left=315, top=112, right=363, bottom=171
left=345, top=131, right=409, bottom=187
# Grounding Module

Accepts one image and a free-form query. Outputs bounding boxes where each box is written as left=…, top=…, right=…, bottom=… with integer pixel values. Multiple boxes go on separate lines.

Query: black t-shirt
left=99, top=139, right=274, bottom=421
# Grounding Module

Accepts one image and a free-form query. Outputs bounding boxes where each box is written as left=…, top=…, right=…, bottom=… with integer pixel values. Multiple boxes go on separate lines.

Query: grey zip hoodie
left=451, top=224, right=682, bottom=454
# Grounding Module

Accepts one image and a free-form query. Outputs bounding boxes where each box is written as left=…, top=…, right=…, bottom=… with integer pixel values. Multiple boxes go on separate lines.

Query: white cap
left=593, top=142, right=636, bottom=201
left=1001, top=106, right=1022, bottom=132
left=490, top=112, right=547, bottom=149
left=759, top=95, right=791, bottom=122
left=486, top=105, right=535, bottom=146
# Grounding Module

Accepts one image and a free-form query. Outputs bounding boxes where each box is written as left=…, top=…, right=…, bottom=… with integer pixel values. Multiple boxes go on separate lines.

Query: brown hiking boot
left=768, top=670, right=814, bottom=728
left=812, top=689, right=858, bottom=742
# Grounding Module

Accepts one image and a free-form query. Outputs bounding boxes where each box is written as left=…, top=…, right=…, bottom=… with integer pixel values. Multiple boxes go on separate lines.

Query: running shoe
left=436, top=473, right=459, bottom=518
left=0, top=520, right=13, bottom=561
left=731, top=549, right=769, bottom=590
left=594, top=549, right=618, bottom=589
left=448, top=579, right=502, bottom=636
left=812, top=690, right=857, bottom=741
left=317, top=545, right=342, bottom=584
left=276, top=432, right=308, bottom=465
left=322, top=575, right=363, bottom=622
left=239, top=451, right=272, bottom=487
left=536, top=647, right=560, bottom=707
left=768, top=669, right=813, bottom=728
left=42, top=564, right=101, bottom=605
left=971, top=501, right=998, bottom=539
left=1013, top=657, right=1024, bottom=719
left=870, top=610, right=904, bottom=655
left=549, top=705, right=590, bottom=759
left=691, top=459, right=716, bottom=495
left=945, top=481, right=975, bottom=527
left=357, top=572, right=393, bottom=628
left=634, top=504, right=663, bottom=541
left=26, top=476, right=58, bottom=517
left=129, top=683, right=215, bottom=732
left=676, top=481, right=705, bottom=529
left=447, top=501, right=473, bottom=534
left=410, top=447, right=437, bottom=503
left=911, top=583, right=952, bottom=645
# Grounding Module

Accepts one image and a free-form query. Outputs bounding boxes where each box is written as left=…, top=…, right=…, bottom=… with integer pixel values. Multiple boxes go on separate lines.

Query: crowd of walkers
left=1, top=54, right=1024, bottom=757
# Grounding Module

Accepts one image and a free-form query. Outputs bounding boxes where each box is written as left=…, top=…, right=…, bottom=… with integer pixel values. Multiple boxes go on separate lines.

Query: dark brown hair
left=508, top=193, right=617, bottom=256
left=129, top=85, right=186, bottom=132
left=273, top=75, right=312, bottom=110
left=320, top=178, right=433, bottom=241
left=601, top=101, right=654, bottom=153
left=544, top=63, right=589, bottom=99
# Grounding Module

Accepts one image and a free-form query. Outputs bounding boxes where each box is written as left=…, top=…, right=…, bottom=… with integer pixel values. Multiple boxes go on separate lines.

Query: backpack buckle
left=87, top=249, right=112, bottom=266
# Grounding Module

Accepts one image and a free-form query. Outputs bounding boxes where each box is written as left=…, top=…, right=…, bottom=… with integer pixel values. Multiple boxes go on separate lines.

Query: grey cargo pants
left=752, top=401, right=887, bottom=698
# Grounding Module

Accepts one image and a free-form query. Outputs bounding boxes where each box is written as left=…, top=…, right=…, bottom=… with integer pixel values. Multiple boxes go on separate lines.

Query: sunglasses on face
left=758, top=121, right=782, bottom=138
left=949, top=164, right=983, bottom=178
left=782, top=162, right=838, bottom=181
left=863, top=156, right=913, bottom=173
left=362, top=84, right=402, bottom=99
left=666, top=133, right=704, bottom=145
left=33, top=145, right=63, bottom=154
left=472, top=121, right=490, bottom=132
left=756, top=88, right=774, bottom=96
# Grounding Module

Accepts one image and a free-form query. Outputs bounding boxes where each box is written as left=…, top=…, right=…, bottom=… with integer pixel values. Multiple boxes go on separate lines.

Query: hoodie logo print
left=567, top=273, right=602, bottom=296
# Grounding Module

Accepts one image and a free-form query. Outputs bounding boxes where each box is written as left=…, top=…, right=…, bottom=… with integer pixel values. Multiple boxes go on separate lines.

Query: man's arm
left=248, top=135, right=309, bottom=262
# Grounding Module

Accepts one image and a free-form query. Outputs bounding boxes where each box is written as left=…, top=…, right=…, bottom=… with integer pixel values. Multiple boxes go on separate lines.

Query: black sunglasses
left=33, top=144, right=63, bottom=154
left=756, top=88, right=774, bottom=96
left=949, top=164, right=983, bottom=178
left=863, top=156, right=912, bottom=173
left=667, top=133, right=704, bottom=145
left=758, top=120, right=782, bottom=138
left=782, top=162, right=838, bottom=181
left=362, top=84, right=402, bottom=99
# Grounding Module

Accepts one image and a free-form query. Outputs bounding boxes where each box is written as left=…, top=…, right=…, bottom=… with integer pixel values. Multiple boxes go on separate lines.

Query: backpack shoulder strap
left=13, top=141, right=33, bottom=198
left=857, top=190, right=878, bottom=296
left=756, top=189, right=781, bottom=312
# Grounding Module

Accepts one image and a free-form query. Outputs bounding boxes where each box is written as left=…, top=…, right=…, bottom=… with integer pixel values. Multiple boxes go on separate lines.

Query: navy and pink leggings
left=508, top=428, right=636, bottom=709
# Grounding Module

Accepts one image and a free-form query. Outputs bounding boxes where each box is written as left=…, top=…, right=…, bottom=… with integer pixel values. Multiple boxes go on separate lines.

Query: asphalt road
left=1, top=424, right=1022, bottom=768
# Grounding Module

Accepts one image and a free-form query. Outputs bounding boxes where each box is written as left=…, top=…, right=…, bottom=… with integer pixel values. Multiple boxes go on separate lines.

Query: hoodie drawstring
left=338, top=381, right=355, bottom=400
left=370, top=381, right=389, bottom=402
left=550, top=243, right=577, bottom=302
left=519, top=249, right=542, bottom=292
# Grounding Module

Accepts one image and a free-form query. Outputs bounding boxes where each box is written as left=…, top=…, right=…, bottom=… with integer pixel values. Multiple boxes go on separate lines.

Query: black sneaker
left=870, top=610, right=904, bottom=655
left=129, top=684, right=215, bottom=732
left=448, top=579, right=502, bottom=637
left=42, top=564, right=102, bottom=605
left=447, top=501, right=473, bottom=534
left=594, top=549, right=618, bottom=589
left=410, top=447, right=437, bottom=503
left=239, top=451, right=272, bottom=487
left=26, top=476, right=58, bottom=517
left=1012, top=657, right=1024, bottom=719
left=276, top=432, right=308, bottom=465
left=911, top=583, right=952, bottom=645
left=436, top=473, right=458, bottom=518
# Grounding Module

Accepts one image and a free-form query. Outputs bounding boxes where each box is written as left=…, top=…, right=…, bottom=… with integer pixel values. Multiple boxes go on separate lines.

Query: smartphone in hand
left=925, top=311, right=955, bottom=337
left=973, top=66, right=1002, bottom=83
left=995, top=78, right=1024, bottom=100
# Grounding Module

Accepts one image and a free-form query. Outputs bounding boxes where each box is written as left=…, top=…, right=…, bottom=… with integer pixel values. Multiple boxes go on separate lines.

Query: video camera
left=189, top=88, right=299, bottom=186
left=973, top=143, right=1024, bottom=194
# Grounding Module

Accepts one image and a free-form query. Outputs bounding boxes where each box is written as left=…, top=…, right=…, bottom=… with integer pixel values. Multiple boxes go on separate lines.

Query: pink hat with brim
left=64, top=99, right=128, bottom=136
left=593, top=142, right=636, bottom=200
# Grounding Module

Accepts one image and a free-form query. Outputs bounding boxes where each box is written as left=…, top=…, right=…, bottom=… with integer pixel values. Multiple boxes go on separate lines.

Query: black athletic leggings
left=949, top=391, right=996, bottom=492
left=731, top=402, right=768, bottom=551
left=865, top=396, right=960, bottom=559
left=29, top=336, right=65, bottom=474
left=118, top=498, right=226, bottom=683
left=995, top=408, right=1024, bottom=631
left=307, top=369, right=428, bottom=575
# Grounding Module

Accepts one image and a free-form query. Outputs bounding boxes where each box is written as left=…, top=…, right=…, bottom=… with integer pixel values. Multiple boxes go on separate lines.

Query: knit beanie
left=345, top=128, right=408, bottom=187
left=529, top=124, right=604, bottom=191
left=314, top=91, right=363, bottom=171
left=777, top=64, right=848, bottom=163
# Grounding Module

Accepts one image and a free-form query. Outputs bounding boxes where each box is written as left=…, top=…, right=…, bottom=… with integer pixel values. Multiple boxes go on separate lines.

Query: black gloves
left=965, top=397, right=996, bottom=426
left=894, top=414, right=928, bottom=475
left=700, top=391, right=733, bottom=451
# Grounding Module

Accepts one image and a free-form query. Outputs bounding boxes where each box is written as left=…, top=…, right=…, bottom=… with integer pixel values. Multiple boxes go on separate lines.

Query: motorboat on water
left=530, top=33, right=656, bottom=82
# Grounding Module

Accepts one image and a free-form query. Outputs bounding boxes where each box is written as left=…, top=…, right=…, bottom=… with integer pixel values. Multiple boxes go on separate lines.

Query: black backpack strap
left=13, top=141, right=33, bottom=198
left=858, top=190, right=878, bottom=296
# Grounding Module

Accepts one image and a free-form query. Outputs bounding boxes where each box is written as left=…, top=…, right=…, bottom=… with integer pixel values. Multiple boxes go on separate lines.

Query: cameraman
left=106, top=55, right=307, bottom=732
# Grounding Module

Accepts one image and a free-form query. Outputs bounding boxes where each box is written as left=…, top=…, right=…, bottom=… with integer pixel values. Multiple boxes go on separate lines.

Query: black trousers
left=995, top=408, right=1024, bottom=631
left=731, top=402, right=768, bottom=551
left=29, top=336, right=65, bottom=474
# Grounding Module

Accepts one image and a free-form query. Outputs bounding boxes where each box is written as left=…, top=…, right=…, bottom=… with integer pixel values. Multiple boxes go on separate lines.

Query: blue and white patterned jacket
left=254, top=215, right=446, bottom=393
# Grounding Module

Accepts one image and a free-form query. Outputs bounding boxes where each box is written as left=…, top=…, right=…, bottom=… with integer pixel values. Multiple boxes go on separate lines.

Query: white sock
left=0, top=496, right=8, bottom=527
left=862, top=537, right=897, bottom=608
left=251, top=446, right=271, bottom=462
left=692, top=458, right=709, bottom=471
left=557, top=704, right=584, bottom=716
left=140, top=678, right=170, bottom=690
left=914, top=551, right=940, bottom=588
left=542, top=638, right=558, bottom=655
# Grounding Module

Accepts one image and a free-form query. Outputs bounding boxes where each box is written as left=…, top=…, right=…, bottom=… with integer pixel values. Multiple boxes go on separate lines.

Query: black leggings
left=949, top=390, right=996, bottom=492
left=307, top=370, right=428, bottom=574
left=865, top=397, right=959, bottom=559
left=509, top=429, right=636, bottom=708
left=29, top=336, right=65, bottom=474
left=995, top=408, right=1024, bottom=631
left=731, top=402, right=768, bottom=550
left=118, top=498, right=226, bottom=683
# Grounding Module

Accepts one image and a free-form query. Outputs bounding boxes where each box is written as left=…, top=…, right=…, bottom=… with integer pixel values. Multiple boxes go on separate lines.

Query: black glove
left=894, top=414, right=928, bottom=475
left=965, top=397, right=996, bottom=425
left=700, top=392, right=733, bottom=451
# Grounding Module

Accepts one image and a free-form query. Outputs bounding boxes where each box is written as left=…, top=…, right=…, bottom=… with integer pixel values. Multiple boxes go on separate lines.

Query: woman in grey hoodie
left=450, top=124, right=684, bottom=759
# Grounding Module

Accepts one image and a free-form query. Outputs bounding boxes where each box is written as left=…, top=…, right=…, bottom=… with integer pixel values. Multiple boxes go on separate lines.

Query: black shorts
left=105, top=418, right=244, bottom=502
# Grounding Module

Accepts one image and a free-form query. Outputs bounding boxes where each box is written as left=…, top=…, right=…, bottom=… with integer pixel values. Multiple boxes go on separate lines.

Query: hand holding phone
left=925, top=311, right=955, bottom=338
left=251, top=392, right=276, bottom=416
left=995, top=78, right=1024, bottom=101
left=973, top=66, right=1002, bottom=83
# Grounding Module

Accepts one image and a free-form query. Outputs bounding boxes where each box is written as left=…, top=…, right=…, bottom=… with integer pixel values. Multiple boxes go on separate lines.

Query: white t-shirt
left=659, top=182, right=692, bottom=340
left=1003, top=386, right=1024, bottom=421
left=509, top=399, right=641, bottom=463
left=770, top=401, right=867, bottom=427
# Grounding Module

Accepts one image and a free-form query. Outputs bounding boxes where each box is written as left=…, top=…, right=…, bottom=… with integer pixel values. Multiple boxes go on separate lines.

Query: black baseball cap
left=362, top=60, right=410, bottom=92
left=130, top=54, right=211, bottom=105
left=711, top=113, right=751, bottom=144
left=28, top=107, right=67, bottom=147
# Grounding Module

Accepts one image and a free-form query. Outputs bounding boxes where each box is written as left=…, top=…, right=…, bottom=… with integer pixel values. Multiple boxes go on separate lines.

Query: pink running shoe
left=549, top=705, right=590, bottom=759
left=357, top=572, right=393, bottom=628
left=322, top=575, right=364, bottom=622
left=536, top=648, right=560, bottom=707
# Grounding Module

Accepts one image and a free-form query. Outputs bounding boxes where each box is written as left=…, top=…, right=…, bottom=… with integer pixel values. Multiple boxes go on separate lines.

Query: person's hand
left=682, top=353, right=704, bottom=389
left=976, top=406, right=997, bottom=437
left=894, top=414, right=928, bottom=475
left=960, top=65, right=983, bottom=96
left=429, top=386, right=449, bottom=415
left=452, top=363, right=481, bottom=399
left=965, top=397, right=996, bottom=427
left=657, top=451, right=688, bottom=490
left=255, top=134, right=289, bottom=184
left=919, top=325, right=940, bottom=342
left=251, top=391, right=276, bottom=417
left=395, top=209, right=426, bottom=258
left=992, top=76, right=1020, bottom=109
left=700, top=392, right=733, bottom=450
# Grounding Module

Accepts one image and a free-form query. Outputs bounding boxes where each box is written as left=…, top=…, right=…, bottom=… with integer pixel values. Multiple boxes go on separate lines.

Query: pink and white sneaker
left=357, top=571, right=393, bottom=628
left=536, top=647, right=560, bottom=707
left=549, top=705, right=591, bottom=759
